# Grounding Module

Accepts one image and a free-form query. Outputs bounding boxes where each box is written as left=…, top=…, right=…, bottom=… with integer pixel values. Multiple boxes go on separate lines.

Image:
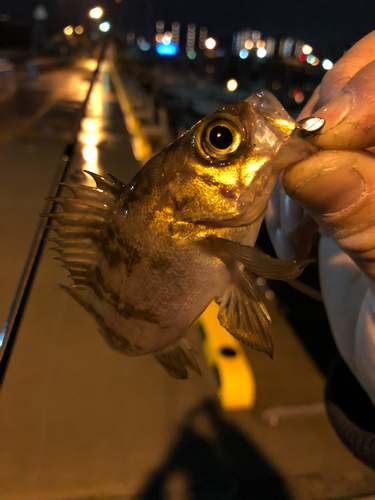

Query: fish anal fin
left=217, top=269, right=273, bottom=358
left=154, top=338, right=202, bottom=379
left=205, top=235, right=312, bottom=281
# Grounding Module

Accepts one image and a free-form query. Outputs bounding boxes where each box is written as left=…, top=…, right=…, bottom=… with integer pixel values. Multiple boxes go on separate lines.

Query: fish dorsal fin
left=217, top=268, right=274, bottom=357
left=205, top=235, right=312, bottom=280
left=154, top=338, right=202, bottom=379
left=41, top=171, right=126, bottom=306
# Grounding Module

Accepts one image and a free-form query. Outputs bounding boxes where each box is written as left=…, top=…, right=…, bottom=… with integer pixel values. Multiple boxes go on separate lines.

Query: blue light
left=140, top=41, right=151, bottom=51
left=239, top=48, right=249, bottom=59
left=156, top=42, right=178, bottom=56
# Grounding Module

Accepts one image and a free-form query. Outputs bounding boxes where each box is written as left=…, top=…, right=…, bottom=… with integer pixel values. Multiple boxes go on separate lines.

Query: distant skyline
left=1, top=0, right=374, bottom=60
left=118, top=0, right=375, bottom=60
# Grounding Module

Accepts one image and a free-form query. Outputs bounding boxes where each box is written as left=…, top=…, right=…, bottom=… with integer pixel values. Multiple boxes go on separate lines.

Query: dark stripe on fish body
left=149, top=256, right=172, bottom=273
left=102, top=243, right=124, bottom=269
left=94, top=266, right=121, bottom=307
left=92, top=266, right=160, bottom=325
left=118, top=302, right=160, bottom=325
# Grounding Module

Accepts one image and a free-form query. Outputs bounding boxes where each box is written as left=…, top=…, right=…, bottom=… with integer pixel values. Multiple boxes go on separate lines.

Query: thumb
left=282, top=149, right=375, bottom=279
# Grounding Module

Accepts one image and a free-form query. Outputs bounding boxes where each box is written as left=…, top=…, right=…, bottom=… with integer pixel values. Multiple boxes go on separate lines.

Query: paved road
left=0, top=57, right=374, bottom=500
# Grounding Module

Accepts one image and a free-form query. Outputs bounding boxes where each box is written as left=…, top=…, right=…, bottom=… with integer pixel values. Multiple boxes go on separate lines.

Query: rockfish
left=44, top=90, right=322, bottom=378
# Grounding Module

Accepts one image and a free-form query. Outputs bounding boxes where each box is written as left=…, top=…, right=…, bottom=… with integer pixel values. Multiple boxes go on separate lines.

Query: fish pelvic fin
left=41, top=172, right=126, bottom=308
left=154, top=338, right=202, bottom=379
left=217, top=268, right=274, bottom=358
left=205, top=235, right=318, bottom=358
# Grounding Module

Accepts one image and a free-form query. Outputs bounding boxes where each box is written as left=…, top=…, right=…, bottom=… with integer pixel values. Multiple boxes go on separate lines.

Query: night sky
left=119, top=0, right=375, bottom=59
left=1, top=0, right=374, bottom=60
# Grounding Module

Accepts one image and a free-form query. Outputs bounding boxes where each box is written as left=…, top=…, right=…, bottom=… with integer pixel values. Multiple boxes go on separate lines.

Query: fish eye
left=195, top=117, right=242, bottom=161
left=209, top=125, right=234, bottom=150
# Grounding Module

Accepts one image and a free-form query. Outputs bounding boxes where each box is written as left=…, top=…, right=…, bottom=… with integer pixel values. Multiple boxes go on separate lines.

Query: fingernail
left=280, top=193, right=304, bottom=234
left=318, top=91, right=353, bottom=132
left=294, top=168, right=364, bottom=214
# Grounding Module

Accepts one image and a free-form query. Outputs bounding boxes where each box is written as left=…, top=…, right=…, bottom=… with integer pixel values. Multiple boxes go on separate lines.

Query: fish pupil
left=209, top=126, right=233, bottom=150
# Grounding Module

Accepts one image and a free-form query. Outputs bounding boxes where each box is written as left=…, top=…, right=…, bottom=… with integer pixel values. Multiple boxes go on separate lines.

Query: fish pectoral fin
left=205, top=235, right=312, bottom=280
left=154, top=338, right=202, bottom=379
left=217, top=268, right=273, bottom=358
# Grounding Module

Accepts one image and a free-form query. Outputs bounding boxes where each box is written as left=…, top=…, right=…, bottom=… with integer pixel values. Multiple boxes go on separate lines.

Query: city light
left=162, top=31, right=172, bottom=45
left=199, top=26, right=208, bottom=50
left=283, top=37, right=294, bottom=58
left=186, top=23, right=196, bottom=55
left=63, top=25, right=73, bottom=36
left=156, top=20, right=164, bottom=33
left=306, top=54, right=319, bottom=66
left=187, top=51, right=196, bottom=59
left=257, top=47, right=267, bottom=58
left=256, top=39, right=266, bottom=48
left=156, top=42, right=178, bottom=55
left=205, top=37, right=216, bottom=49
left=302, top=44, right=313, bottom=55
left=139, top=41, right=151, bottom=51
left=322, top=59, right=333, bottom=70
left=244, top=40, right=254, bottom=50
left=75, top=25, right=84, bottom=35
left=227, top=79, right=238, bottom=91
left=89, top=7, right=103, bottom=19
left=239, top=48, right=249, bottom=59
left=172, top=22, right=180, bottom=45
left=265, top=37, right=276, bottom=57
left=295, top=92, right=305, bottom=104
left=99, top=21, right=110, bottom=32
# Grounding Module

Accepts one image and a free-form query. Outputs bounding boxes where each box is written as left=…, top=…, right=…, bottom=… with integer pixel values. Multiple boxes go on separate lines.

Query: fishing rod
left=0, top=0, right=123, bottom=387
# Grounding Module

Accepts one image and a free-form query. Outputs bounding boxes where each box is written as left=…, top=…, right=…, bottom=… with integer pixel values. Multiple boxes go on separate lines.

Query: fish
left=43, top=90, right=322, bottom=379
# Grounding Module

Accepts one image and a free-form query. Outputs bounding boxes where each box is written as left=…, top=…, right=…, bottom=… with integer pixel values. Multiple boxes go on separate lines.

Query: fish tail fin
left=217, top=268, right=274, bottom=358
left=154, top=338, right=202, bottom=379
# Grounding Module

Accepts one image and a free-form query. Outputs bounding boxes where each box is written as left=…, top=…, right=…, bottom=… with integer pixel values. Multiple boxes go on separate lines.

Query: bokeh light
left=99, top=21, right=110, bottom=32
left=63, top=26, right=73, bottom=36
left=89, top=7, right=103, bottom=19
left=302, top=44, right=313, bottom=55
left=257, top=47, right=267, bottom=58
left=322, top=59, right=333, bottom=70
left=227, top=79, right=238, bottom=91
left=205, top=38, right=216, bottom=49
left=239, top=48, right=249, bottom=59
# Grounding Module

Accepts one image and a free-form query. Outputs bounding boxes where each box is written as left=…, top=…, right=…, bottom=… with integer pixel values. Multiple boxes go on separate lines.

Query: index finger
left=310, top=58, right=375, bottom=150
left=318, top=30, right=375, bottom=107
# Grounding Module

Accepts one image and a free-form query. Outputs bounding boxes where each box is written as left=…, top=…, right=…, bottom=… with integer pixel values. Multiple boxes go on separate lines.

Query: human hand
left=266, top=31, right=375, bottom=404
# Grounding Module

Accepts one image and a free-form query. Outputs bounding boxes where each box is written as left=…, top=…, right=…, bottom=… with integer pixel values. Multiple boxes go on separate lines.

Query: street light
left=89, top=7, right=104, bottom=19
